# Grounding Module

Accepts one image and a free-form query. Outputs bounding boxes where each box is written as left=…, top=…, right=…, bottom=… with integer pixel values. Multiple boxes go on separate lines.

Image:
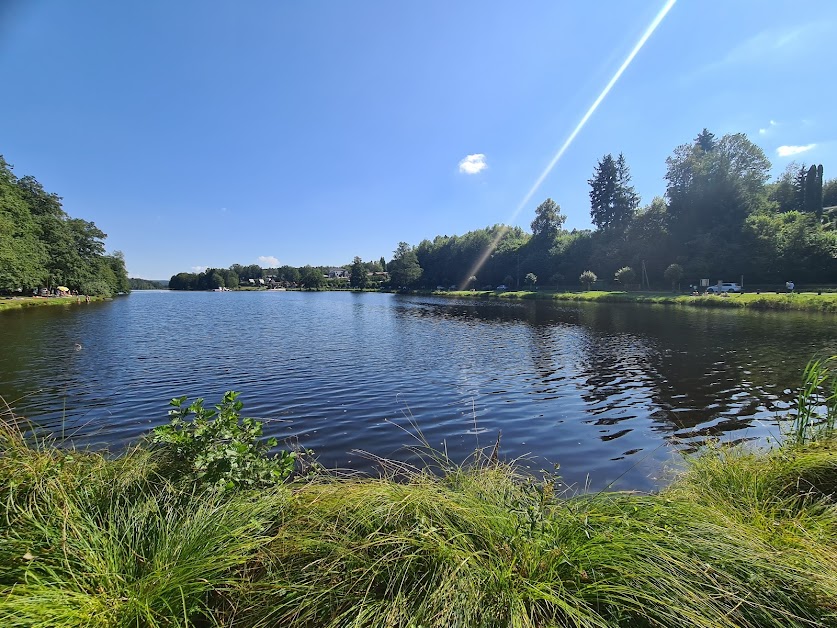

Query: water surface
left=1, top=291, right=834, bottom=491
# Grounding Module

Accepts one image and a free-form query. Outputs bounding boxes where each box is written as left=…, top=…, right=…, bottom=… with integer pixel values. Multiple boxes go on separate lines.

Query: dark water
left=2, top=291, right=836, bottom=491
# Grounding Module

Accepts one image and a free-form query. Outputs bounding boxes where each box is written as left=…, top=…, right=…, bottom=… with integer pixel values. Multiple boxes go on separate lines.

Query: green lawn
left=437, top=289, right=837, bottom=312
left=0, top=296, right=103, bottom=313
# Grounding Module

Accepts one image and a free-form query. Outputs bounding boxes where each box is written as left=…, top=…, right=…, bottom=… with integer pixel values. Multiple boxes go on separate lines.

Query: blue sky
left=1, top=1, right=835, bottom=279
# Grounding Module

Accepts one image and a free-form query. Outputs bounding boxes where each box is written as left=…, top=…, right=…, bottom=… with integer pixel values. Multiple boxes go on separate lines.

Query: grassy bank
left=438, top=289, right=837, bottom=313
left=3, top=367, right=837, bottom=627
left=0, top=296, right=106, bottom=313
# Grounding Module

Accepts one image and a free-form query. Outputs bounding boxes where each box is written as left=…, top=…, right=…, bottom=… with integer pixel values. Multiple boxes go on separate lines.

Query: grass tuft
left=3, top=367, right=837, bottom=626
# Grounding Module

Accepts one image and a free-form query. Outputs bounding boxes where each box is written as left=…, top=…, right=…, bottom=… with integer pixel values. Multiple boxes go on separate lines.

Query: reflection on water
left=1, top=292, right=835, bottom=491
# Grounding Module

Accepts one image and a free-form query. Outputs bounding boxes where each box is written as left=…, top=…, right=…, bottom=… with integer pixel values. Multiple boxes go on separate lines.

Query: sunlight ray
left=460, top=0, right=677, bottom=290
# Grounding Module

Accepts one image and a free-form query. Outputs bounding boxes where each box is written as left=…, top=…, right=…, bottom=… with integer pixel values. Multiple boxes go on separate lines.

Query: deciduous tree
left=614, top=266, right=635, bottom=287
left=663, top=263, right=684, bottom=291
left=299, top=266, right=324, bottom=289
left=387, top=242, right=422, bottom=287
left=350, top=256, right=368, bottom=288
left=579, top=270, right=597, bottom=290
left=530, top=198, right=565, bottom=240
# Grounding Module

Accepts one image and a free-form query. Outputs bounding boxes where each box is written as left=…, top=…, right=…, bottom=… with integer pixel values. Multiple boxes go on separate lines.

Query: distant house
left=328, top=268, right=349, bottom=279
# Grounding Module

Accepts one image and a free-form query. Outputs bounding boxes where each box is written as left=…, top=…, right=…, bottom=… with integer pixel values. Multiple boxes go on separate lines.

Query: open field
left=438, top=289, right=837, bottom=312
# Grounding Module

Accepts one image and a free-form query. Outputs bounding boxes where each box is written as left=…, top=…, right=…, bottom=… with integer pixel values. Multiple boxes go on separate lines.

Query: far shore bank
left=25, top=287, right=837, bottom=314
left=0, top=295, right=108, bottom=313
left=431, top=288, right=837, bottom=313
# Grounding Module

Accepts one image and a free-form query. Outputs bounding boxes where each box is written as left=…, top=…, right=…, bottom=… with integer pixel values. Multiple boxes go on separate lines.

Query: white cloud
left=258, top=255, right=280, bottom=267
left=458, top=153, right=487, bottom=175
left=191, top=265, right=207, bottom=273
left=220, top=207, right=228, bottom=213
left=777, top=144, right=816, bottom=157
left=759, top=120, right=778, bottom=135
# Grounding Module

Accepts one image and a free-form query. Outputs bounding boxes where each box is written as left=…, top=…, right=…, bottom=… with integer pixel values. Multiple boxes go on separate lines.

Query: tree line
left=166, top=128, right=837, bottom=292
left=0, top=155, right=130, bottom=296
left=129, top=278, right=169, bottom=290
left=168, top=258, right=389, bottom=291
left=386, top=129, right=837, bottom=290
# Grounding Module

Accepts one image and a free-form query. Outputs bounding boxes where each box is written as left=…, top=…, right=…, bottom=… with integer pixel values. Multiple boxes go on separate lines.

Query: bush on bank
left=2, top=359, right=837, bottom=627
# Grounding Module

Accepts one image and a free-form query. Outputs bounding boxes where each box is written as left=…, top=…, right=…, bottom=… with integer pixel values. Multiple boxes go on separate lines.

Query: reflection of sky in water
left=1, top=292, right=835, bottom=493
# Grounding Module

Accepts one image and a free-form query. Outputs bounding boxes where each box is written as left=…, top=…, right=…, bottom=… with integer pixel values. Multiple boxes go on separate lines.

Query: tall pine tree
left=589, top=153, right=639, bottom=231
left=801, top=164, right=824, bottom=217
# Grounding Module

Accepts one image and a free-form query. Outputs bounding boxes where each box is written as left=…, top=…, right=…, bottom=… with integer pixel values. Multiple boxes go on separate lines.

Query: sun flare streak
left=460, top=0, right=677, bottom=290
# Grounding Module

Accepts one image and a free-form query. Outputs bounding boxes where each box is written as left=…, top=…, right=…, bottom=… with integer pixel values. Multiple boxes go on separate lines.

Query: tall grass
left=0, top=418, right=287, bottom=627
left=790, top=356, right=837, bottom=445
left=3, top=369, right=837, bottom=626
left=231, top=457, right=837, bottom=628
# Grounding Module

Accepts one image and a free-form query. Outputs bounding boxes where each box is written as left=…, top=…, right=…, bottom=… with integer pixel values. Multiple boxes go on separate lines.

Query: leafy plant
left=614, top=266, right=635, bottom=286
left=151, top=391, right=295, bottom=491
left=579, top=269, right=597, bottom=290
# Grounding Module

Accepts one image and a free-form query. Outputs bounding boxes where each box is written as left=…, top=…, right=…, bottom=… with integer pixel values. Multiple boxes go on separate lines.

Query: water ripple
left=2, top=292, right=836, bottom=491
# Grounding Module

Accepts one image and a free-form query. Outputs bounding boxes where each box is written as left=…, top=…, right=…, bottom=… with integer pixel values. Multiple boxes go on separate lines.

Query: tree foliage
left=0, top=155, right=128, bottom=295
left=165, top=128, right=837, bottom=292
left=169, top=267, right=239, bottom=291
left=614, top=266, right=636, bottom=286
left=129, top=278, right=169, bottom=290
left=530, top=198, right=566, bottom=241
left=579, top=270, right=597, bottom=290
left=350, top=256, right=369, bottom=288
left=387, top=242, right=422, bottom=287
left=416, top=225, right=528, bottom=290
left=589, top=153, right=639, bottom=231
left=299, top=266, right=324, bottom=290
left=663, top=263, right=684, bottom=291
left=823, top=178, right=837, bottom=209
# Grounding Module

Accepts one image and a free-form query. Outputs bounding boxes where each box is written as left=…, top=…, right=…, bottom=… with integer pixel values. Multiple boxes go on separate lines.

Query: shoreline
left=430, top=288, right=837, bottom=313
left=20, top=288, right=837, bottom=315
left=3, top=414, right=837, bottom=626
left=0, top=295, right=108, bottom=313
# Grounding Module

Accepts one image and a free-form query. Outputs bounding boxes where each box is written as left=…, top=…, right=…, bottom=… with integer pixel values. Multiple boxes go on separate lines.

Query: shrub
left=614, top=266, right=636, bottom=286
left=664, top=263, right=684, bottom=291
left=579, top=270, right=597, bottom=290
left=151, top=391, right=295, bottom=491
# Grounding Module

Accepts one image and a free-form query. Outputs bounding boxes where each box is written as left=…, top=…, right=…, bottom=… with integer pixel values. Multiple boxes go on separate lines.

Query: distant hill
left=128, top=278, right=169, bottom=290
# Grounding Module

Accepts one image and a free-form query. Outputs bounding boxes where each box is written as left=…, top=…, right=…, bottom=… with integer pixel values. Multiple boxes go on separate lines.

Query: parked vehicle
left=496, top=285, right=508, bottom=291
left=706, top=282, right=742, bottom=294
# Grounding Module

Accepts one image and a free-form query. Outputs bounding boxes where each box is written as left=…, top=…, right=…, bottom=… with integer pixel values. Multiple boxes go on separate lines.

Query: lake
left=1, top=291, right=835, bottom=491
